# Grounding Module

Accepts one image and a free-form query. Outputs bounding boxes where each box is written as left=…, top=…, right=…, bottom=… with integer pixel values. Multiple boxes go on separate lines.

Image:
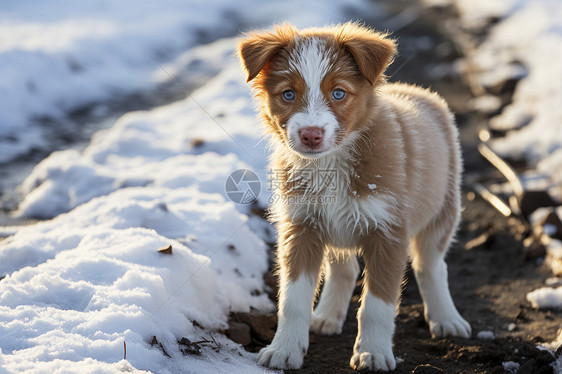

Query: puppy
left=237, top=22, right=471, bottom=371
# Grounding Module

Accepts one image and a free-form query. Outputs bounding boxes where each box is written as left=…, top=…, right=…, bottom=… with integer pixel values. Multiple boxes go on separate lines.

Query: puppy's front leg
left=351, top=233, right=408, bottom=372
left=257, top=222, right=323, bottom=370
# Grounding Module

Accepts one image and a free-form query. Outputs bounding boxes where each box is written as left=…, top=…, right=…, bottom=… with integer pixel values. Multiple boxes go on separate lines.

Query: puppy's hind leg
left=410, top=193, right=471, bottom=339
left=311, top=252, right=359, bottom=335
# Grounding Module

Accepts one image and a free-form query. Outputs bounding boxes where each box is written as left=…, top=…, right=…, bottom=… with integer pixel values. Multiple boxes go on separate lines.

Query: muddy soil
left=229, top=3, right=562, bottom=373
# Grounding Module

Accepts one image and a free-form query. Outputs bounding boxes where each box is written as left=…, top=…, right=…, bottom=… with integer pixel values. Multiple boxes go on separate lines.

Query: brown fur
left=237, top=23, right=460, bottom=302
left=238, top=23, right=396, bottom=147
left=276, top=220, right=325, bottom=281
left=239, top=23, right=298, bottom=82
left=238, top=22, right=467, bottom=370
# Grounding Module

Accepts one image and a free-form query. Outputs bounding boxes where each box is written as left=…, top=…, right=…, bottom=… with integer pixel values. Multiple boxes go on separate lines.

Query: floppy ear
left=237, top=24, right=297, bottom=83
left=337, top=23, right=397, bottom=85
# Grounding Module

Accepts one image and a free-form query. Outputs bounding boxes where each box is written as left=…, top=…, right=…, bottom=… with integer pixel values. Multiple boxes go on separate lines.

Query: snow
left=452, top=0, right=562, bottom=315
left=537, top=150, right=562, bottom=202
left=0, top=187, right=274, bottom=373
left=0, top=0, right=375, bottom=164
left=454, top=0, right=520, bottom=29
left=0, top=0, right=385, bottom=372
left=540, top=330, right=562, bottom=374
left=546, top=278, right=562, bottom=287
left=530, top=207, right=562, bottom=285
left=502, top=361, right=520, bottom=374
left=4, top=0, right=560, bottom=370
left=470, top=94, right=502, bottom=115
left=13, top=47, right=268, bottom=219
left=453, top=0, right=562, bottom=202
left=527, top=286, right=562, bottom=310
left=476, top=330, right=495, bottom=340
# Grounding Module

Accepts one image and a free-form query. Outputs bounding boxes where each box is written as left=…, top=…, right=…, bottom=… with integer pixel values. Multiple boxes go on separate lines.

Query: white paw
left=429, top=313, right=471, bottom=338
left=350, top=351, right=396, bottom=372
left=310, top=311, right=345, bottom=335
left=257, top=342, right=306, bottom=370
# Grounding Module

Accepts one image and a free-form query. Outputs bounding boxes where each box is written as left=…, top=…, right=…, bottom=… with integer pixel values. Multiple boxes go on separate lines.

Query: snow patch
left=502, top=361, right=520, bottom=374
left=476, top=330, right=495, bottom=340
left=0, top=187, right=273, bottom=372
left=527, top=286, right=562, bottom=310
left=454, top=0, right=562, bottom=201
left=0, top=0, right=375, bottom=163
left=1, top=1, right=388, bottom=372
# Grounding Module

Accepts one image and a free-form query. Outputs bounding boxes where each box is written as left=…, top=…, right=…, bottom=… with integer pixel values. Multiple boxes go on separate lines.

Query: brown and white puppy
left=237, top=22, right=471, bottom=372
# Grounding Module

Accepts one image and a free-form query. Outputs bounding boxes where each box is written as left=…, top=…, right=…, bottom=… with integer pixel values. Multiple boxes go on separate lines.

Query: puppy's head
left=238, top=22, right=396, bottom=159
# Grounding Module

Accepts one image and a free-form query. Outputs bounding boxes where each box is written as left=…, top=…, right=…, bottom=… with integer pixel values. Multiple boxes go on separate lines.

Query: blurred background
left=0, top=0, right=561, bottom=373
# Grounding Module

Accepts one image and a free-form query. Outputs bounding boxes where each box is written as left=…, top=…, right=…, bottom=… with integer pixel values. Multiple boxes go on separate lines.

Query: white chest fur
left=271, top=149, right=399, bottom=249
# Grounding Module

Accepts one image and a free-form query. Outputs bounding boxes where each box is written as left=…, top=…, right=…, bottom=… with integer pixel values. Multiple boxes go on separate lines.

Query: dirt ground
left=229, top=3, right=562, bottom=373
left=1, top=2, right=560, bottom=373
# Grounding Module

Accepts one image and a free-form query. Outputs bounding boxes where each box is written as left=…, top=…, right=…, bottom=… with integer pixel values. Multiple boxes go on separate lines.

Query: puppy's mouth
left=289, top=143, right=337, bottom=159
left=298, top=148, right=332, bottom=158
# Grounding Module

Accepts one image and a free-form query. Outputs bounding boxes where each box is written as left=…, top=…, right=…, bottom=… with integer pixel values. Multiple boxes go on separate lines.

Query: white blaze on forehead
left=284, top=37, right=340, bottom=157
left=288, top=37, right=334, bottom=113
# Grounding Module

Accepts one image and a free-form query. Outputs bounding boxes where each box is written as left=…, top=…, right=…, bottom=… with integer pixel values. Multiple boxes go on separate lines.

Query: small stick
left=478, top=143, right=524, bottom=198
left=473, top=183, right=512, bottom=217
left=209, top=332, right=218, bottom=347
left=124, top=341, right=127, bottom=360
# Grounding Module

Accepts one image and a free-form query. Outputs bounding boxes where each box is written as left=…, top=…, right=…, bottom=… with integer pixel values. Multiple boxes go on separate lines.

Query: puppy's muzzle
left=298, top=127, right=325, bottom=149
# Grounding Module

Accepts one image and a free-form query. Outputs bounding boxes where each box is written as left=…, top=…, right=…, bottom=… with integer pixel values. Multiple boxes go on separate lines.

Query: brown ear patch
left=335, top=23, right=397, bottom=86
left=237, top=23, right=298, bottom=82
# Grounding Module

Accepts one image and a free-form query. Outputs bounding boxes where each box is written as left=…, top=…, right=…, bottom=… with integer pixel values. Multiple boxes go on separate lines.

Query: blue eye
left=282, top=90, right=295, bottom=101
left=332, top=89, right=346, bottom=101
